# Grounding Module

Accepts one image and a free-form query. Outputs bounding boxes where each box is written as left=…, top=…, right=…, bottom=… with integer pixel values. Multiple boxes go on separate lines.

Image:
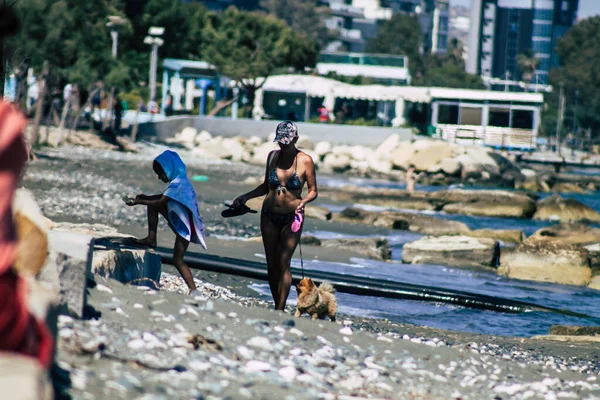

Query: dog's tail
left=319, top=281, right=335, bottom=294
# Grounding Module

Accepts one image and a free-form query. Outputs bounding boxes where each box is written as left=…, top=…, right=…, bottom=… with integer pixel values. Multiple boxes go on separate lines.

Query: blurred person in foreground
left=231, top=121, right=318, bottom=310
left=0, top=5, right=53, bottom=366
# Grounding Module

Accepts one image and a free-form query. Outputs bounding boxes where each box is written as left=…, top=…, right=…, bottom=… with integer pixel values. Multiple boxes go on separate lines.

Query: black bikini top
left=268, top=152, right=302, bottom=191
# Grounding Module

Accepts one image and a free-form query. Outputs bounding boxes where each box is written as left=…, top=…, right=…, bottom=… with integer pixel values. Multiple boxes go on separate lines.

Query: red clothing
left=318, top=107, right=329, bottom=123
left=0, top=101, right=53, bottom=366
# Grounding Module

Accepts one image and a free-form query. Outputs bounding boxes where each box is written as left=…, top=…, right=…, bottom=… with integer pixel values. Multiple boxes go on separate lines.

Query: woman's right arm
left=232, top=150, right=275, bottom=206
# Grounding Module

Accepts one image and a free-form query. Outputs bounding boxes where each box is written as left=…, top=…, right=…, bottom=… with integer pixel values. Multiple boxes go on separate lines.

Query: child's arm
left=127, top=195, right=169, bottom=207
left=135, top=194, right=162, bottom=201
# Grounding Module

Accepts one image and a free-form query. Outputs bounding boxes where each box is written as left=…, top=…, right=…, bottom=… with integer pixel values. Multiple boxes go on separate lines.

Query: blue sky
left=450, top=0, right=600, bottom=19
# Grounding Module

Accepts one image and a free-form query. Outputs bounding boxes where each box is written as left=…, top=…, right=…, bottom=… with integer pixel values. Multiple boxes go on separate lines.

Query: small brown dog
left=294, top=278, right=337, bottom=321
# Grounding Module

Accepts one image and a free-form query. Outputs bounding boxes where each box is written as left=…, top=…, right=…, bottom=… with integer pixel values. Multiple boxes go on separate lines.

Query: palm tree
left=517, top=49, right=541, bottom=89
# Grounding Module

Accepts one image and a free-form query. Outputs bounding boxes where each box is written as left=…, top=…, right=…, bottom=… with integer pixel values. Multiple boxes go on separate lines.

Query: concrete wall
left=136, top=116, right=413, bottom=146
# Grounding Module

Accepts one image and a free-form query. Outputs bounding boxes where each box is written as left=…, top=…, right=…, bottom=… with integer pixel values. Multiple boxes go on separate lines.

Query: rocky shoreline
left=166, top=127, right=600, bottom=192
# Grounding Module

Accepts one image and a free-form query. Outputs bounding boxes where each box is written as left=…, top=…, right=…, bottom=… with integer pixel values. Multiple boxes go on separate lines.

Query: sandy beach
left=23, top=143, right=600, bottom=399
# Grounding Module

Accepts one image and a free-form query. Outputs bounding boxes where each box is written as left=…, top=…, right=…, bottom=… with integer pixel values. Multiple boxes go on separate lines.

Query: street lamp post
left=106, top=16, right=127, bottom=59
left=144, top=27, right=164, bottom=103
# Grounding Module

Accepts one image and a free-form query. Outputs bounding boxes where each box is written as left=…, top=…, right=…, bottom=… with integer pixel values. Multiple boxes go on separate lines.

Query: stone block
left=402, top=235, right=499, bottom=268
left=92, top=247, right=162, bottom=289
left=38, top=231, right=94, bottom=319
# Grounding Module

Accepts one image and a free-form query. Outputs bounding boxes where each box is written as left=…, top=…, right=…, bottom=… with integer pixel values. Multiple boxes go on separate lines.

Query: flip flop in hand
left=221, top=202, right=257, bottom=218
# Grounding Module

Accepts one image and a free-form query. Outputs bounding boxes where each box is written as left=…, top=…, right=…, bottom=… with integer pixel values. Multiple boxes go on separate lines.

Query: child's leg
left=136, top=202, right=166, bottom=247
left=174, top=235, right=196, bottom=292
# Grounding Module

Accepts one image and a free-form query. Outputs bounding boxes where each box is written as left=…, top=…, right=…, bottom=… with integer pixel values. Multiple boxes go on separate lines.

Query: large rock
left=467, top=229, right=525, bottom=244
left=442, top=201, right=535, bottom=219
left=389, top=144, right=415, bottom=170
left=166, top=127, right=197, bottom=149
left=92, top=245, right=162, bottom=289
left=429, top=189, right=537, bottom=218
left=375, top=134, right=402, bottom=158
left=250, top=142, right=279, bottom=165
left=439, top=157, right=462, bottom=176
left=402, top=235, right=500, bottom=268
left=549, top=325, right=600, bottom=336
left=408, top=141, right=454, bottom=172
left=305, top=205, right=332, bottom=221
left=13, top=189, right=52, bottom=276
left=332, top=207, right=378, bottom=225
left=314, top=141, right=332, bottom=160
left=332, top=208, right=470, bottom=235
left=533, top=195, right=600, bottom=222
left=584, top=243, right=600, bottom=276
left=321, top=153, right=351, bottom=173
left=378, top=211, right=470, bottom=235
left=588, top=276, right=600, bottom=290
left=38, top=230, right=94, bottom=318
left=321, top=238, right=391, bottom=260
left=220, top=138, right=246, bottom=162
left=498, top=242, right=591, bottom=286
left=349, top=194, right=437, bottom=211
left=526, top=223, right=600, bottom=246
left=551, top=182, right=586, bottom=194
left=455, top=148, right=501, bottom=179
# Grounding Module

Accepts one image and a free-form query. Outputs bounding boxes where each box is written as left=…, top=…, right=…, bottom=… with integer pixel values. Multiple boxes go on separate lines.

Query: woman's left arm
left=297, top=155, right=318, bottom=212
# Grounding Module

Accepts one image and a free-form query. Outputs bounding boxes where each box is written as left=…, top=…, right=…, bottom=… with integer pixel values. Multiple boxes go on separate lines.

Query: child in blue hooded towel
left=125, top=150, right=207, bottom=294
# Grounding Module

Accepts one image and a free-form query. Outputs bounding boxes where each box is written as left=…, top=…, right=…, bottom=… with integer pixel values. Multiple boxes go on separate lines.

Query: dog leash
left=299, top=240, right=304, bottom=279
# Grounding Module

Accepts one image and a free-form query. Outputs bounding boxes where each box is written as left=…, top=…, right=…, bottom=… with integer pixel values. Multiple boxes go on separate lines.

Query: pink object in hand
left=291, top=212, right=304, bottom=233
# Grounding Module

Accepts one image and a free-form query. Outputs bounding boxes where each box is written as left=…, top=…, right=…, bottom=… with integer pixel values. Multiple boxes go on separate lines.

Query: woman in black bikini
left=232, top=121, right=318, bottom=310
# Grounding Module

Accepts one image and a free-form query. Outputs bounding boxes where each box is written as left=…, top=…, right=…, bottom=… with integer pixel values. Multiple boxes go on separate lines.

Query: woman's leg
left=275, top=222, right=302, bottom=311
left=136, top=202, right=167, bottom=247
left=173, top=235, right=196, bottom=292
left=261, top=212, right=283, bottom=309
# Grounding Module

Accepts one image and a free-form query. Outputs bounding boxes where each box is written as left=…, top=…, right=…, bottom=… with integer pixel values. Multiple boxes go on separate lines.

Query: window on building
left=438, top=104, right=459, bottom=124
left=562, top=1, right=569, bottom=11
left=489, top=108, right=510, bottom=127
left=533, top=23, right=552, bottom=37
left=460, top=107, right=483, bottom=126
left=438, top=34, right=448, bottom=51
left=439, top=17, right=449, bottom=32
left=533, top=9, right=553, bottom=21
left=511, top=110, right=534, bottom=129
left=532, top=39, right=552, bottom=54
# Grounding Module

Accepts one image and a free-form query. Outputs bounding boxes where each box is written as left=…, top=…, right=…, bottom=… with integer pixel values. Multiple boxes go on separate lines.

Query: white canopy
left=252, top=75, right=544, bottom=118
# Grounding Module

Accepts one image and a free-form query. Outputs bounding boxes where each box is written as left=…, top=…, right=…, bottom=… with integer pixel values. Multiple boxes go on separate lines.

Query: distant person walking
left=406, top=164, right=416, bottom=193
left=318, top=104, right=330, bottom=123
left=230, top=121, right=318, bottom=311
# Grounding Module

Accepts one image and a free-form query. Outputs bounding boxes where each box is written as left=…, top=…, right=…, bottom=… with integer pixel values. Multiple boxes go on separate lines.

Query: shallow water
left=293, top=177, right=600, bottom=337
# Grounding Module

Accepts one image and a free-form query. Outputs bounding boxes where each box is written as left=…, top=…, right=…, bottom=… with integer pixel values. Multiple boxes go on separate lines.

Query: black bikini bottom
left=262, top=209, right=296, bottom=229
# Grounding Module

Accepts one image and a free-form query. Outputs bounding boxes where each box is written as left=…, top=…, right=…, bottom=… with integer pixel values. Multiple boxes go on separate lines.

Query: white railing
left=329, top=3, right=364, bottom=16
left=438, top=124, right=537, bottom=150
left=340, top=28, right=363, bottom=40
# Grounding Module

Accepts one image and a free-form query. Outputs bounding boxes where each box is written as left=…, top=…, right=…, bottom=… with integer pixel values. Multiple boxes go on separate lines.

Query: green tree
left=517, top=49, right=540, bottom=85
left=260, top=0, right=332, bottom=48
left=542, top=16, right=600, bottom=138
left=414, top=39, right=484, bottom=89
left=0, top=0, right=22, bottom=98
left=201, top=7, right=317, bottom=117
left=366, top=13, right=423, bottom=77
left=6, top=0, right=129, bottom=92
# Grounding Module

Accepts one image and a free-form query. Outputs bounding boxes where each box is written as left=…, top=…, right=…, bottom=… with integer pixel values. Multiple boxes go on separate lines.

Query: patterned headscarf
left=274, top=121, right=299, bottom=145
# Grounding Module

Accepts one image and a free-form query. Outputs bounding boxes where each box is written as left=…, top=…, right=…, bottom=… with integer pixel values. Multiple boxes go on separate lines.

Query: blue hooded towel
left=154, top=150, right=207, bottom=249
